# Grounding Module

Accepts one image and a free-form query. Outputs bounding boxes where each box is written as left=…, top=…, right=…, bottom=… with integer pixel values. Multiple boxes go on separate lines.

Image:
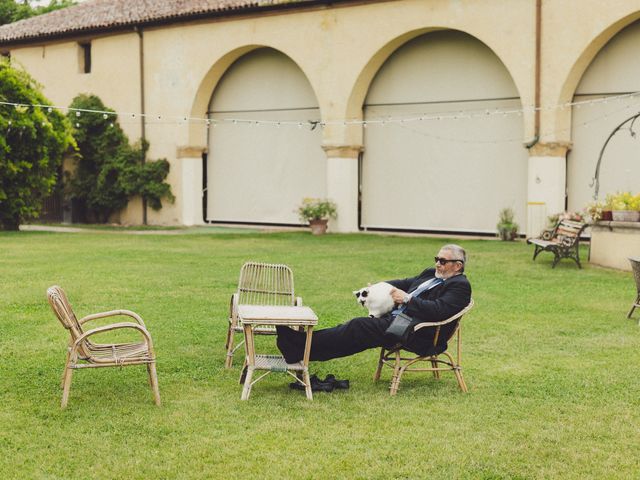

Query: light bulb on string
left=103, top=114, right=108, bottom=119
left=75, top=111, right=81, bottom=117
left=47, top=107, right=52, bottom=113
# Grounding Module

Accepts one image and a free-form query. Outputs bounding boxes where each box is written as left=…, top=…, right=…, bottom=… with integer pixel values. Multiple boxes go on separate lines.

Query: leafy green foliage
left=0, top=60, right=74, bottom=230
left=67, top=94, right=173, bottom=223
left=0, top=0, right=75, bottom=26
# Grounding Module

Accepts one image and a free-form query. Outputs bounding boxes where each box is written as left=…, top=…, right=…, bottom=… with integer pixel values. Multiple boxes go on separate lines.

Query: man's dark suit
left=276, top=268, right=472, bottom=363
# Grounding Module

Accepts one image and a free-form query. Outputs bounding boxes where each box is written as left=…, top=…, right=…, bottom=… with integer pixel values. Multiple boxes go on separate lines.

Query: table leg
left=302, top=326, right=314, bottom=400
left=241, top=324, right=256, bottom=401
left=241, top=366, right=254, bottom=400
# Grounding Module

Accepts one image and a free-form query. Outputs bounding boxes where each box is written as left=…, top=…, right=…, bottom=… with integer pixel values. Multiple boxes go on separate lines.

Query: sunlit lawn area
left=1, top=229, right=639, bottom=479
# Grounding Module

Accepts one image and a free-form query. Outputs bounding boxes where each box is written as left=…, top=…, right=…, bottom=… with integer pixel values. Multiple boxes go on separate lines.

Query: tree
left=0, top=60, right=74, bottom=230
left=0, top=0, right=75, bottom=26
left=67, top=94, right=174, bottom=223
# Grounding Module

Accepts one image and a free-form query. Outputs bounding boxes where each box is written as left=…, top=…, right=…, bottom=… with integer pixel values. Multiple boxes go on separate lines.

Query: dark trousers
left=276, top=315, right=448, bottom=363
left=277, top=315, right=395, bottom=363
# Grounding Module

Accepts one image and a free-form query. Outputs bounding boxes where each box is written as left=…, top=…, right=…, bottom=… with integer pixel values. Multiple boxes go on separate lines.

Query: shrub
left=67, top=94, right=173, bottom=223
left=0, top=60, right=75, bottom=230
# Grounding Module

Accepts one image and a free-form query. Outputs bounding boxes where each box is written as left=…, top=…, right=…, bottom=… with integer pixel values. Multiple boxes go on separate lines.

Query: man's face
left=434, top=248, right=463, bottom=279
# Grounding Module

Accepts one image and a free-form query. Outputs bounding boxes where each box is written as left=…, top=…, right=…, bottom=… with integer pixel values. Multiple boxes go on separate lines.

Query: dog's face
left=353, top=287, right=369, bottom=306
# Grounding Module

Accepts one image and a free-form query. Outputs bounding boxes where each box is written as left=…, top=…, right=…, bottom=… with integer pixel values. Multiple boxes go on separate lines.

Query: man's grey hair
left=441, top=244, right=467, bottom=270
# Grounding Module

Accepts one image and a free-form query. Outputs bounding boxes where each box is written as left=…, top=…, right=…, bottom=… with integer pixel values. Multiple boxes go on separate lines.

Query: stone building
left=0, top=0, right=639, bottom=235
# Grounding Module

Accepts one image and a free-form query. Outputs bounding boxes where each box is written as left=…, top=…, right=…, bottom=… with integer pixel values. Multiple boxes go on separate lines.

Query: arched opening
left=568, top=21, right=640, bottom=211
left=361, top=30, right=527, bottom=233
left=206, top=47, right=325, bottom=225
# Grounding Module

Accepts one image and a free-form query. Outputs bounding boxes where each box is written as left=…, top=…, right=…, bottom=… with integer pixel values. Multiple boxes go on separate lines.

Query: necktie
left=392, top=277, right=444, bottom=315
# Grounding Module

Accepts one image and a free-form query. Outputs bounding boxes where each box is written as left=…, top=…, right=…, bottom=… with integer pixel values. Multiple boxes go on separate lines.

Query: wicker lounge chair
left=225, top=262, right=302, bottom=368
left=47, top=286, right=161, bottom=408
left=374, top=299, right=474, bottom=395
left=628, top=257, right=640, bottom=322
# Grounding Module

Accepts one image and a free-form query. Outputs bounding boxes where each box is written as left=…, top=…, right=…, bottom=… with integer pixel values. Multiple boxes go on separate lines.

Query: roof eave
left=0, top=0, right=364, bottom=49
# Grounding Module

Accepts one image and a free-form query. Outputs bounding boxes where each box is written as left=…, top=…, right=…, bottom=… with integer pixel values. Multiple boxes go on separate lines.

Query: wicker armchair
left=225, top=262, right=302, bottom=368
left=628, top=258, right=640, bottom=322
left=47, top=286, right=161, bottom=408
left=374, top=299, right=474, bottom=395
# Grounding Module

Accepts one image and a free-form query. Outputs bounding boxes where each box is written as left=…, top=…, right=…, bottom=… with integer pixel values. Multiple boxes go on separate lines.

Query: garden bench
left=527, top=219, right=587, bottom=268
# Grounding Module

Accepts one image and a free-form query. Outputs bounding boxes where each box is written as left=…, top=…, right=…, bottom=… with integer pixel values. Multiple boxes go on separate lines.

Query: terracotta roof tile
left=0, top=0, right=328, bottom=45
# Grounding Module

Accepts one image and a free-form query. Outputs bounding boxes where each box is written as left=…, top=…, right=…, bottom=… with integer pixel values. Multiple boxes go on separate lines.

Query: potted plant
left=609, top=191, right=640, bottom=222
left=496, top=207, right=518, bottom=241
left=297, top=198, right=338, bottom=235
left=585, top=201, right=605, bottom=223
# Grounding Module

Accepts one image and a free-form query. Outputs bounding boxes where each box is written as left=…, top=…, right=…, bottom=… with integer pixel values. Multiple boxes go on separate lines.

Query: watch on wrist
left=403, top=294, right=411, bottom=304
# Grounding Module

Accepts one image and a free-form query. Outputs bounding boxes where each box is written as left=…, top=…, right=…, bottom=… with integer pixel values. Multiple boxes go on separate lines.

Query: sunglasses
left=434, top=257, right=463, bottom=265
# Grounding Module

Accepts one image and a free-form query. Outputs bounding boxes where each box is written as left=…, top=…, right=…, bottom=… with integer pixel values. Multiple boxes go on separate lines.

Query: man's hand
left=390, top=287, right=408, bottom=305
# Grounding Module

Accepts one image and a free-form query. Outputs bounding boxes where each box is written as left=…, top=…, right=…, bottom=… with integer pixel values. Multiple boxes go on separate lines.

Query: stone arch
left=557, top=12, right=640, bottom=107
left=188, top=44, right=322, bottom=147
left=345, top=27, right=526, bottom=125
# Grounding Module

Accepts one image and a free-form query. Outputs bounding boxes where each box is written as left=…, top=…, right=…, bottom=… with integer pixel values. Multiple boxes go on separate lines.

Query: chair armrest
left=79, top=309, right=146, bottom=327
left=413, top=299, right=474, bottom=331
left=72, top=322, right=153, bottom=350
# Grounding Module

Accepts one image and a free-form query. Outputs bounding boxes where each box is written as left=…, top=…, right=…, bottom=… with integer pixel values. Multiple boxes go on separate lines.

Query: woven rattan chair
left=627, top=258, right=640, bottom=322
left=374, top=299, right=474, bottom=395
left=47, top=286, right=161, bottom=408
left=225, top=262, right=302, bottom=368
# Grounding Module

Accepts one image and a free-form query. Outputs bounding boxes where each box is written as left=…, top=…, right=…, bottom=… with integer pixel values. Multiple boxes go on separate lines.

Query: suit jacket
left=387, top=268, right=472, bottom=356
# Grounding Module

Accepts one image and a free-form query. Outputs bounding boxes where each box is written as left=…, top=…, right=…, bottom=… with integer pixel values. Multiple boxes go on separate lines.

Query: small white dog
left=353, top=282, right=396, bottom=317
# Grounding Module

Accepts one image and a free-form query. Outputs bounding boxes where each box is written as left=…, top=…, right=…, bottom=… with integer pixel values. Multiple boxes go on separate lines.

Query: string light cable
left=0, top=90, right=639, bottom=131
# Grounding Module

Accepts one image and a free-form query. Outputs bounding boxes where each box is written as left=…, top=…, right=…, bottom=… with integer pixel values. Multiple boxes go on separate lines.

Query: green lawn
left=1, top=230, right=638, bottom=479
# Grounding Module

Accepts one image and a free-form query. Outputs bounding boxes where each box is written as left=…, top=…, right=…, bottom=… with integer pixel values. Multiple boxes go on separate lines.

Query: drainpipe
left=525, top=0, right=541, bottom=149
left=136, top=26, right=148, bottom=224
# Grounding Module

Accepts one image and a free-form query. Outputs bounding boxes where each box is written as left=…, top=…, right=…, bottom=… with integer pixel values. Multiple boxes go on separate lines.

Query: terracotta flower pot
left=601, top=210, right=613, bottom=221
left=309, top=218, right=328, bottom=235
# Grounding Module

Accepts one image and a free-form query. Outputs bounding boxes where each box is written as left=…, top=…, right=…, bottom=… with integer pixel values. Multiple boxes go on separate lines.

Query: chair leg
left=225, top=326, right=235, bottom=369
left=627, top=295, right=640, bottom=319
left=60, top=350, right=71, bottom=389
left=147, top=362, right=161, bottom=406
left=241, top=367, right=254, bottom=400
left=389, top=351, right=402, bottom=396
left=373, top=348, right=385, bottom=382
left=61, top=367, right=73, bottom=409
left=430, top=356, right=440, bottom=379
left=454, top=367, right=468, bottom=393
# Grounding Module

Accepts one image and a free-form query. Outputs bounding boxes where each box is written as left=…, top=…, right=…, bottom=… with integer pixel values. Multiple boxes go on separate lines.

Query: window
left=78, top=42, right=91, bottom=74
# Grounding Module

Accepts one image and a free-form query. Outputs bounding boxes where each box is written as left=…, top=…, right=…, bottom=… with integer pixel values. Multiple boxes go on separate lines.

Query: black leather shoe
left=289, top=375, right=335, bottom=392
left=323, top=374, right=349, bottom=389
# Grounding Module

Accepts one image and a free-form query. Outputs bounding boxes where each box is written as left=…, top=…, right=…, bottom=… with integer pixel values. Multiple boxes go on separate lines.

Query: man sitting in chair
left=276, top=244, right=472, bottom=363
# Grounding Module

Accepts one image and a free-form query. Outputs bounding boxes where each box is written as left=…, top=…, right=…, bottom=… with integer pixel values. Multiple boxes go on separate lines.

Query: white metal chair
left=225, top=262, right=302, bottom=368
left=374, top=299, right=474, bottom=395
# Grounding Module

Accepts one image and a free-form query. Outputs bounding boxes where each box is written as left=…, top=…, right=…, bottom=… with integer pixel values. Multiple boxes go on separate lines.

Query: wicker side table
left=238, top=305, right=318, bottom=400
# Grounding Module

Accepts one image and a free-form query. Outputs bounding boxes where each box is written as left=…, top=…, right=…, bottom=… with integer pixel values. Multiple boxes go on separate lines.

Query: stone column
left=322, top=144, right=362, bottom=233
left=526, top=141, right=571, bottom=237
left=176, top=146, right=206, bottom=226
